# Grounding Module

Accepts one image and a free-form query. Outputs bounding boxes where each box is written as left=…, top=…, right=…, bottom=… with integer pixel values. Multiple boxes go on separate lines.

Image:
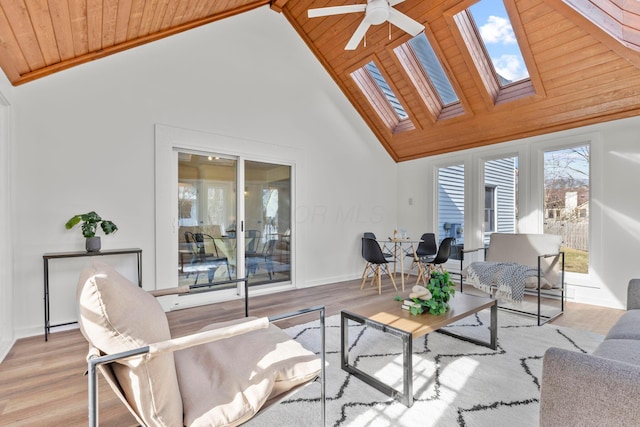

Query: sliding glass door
left=178, top=154, right=237, bottom=290
left=245, top=160, right=291, bottom=285
left=177, top=153, right=291, bottom=292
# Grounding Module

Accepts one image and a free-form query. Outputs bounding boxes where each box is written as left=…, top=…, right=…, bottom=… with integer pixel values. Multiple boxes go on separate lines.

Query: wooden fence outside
left=544, top=221, right=589, bottom=251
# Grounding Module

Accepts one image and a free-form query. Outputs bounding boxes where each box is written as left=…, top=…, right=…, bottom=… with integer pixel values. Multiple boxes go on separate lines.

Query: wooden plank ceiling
left=1, top=0, right=640, bottom=161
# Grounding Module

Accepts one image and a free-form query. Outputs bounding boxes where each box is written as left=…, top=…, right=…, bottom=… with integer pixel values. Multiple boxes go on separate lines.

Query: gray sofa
left=539, top=279, right=640, bottom=426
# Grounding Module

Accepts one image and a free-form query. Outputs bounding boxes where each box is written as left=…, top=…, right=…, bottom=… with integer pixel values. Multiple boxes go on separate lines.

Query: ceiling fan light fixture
left=307, top=0, right=423, bottom=50
left=366, top=0, right=390, bottom=25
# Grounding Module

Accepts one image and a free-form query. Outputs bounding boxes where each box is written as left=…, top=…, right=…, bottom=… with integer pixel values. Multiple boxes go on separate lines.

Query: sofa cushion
left=77, top=260, right=182, bottom=427
left=605, top=310, right=640, bottom=340
left=593, top=339, right=640, bottom=366
left=175, top=318, right=321, bottom=427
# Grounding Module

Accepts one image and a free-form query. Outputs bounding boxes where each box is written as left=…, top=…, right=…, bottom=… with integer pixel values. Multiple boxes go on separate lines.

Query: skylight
left=363, top=62, right=408, bottom=119
left=350, top=61, right=414, bottom=133
left=394, top=33, right=464, bottom=121
left=452, top=0, right=536, bottom=105
left=407, top=34, right=458, bottom=105
left=468, top=0, right=529, bottom=86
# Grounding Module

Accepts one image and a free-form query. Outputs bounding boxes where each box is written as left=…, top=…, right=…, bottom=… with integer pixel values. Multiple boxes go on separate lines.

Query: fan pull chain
left=389, top=22, right=391, bottom=40
left=364, top=33, right=367, bottom=48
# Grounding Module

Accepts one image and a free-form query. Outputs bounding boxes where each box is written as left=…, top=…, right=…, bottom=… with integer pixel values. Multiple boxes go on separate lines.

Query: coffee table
left=340, top=292, right=497, bottom=407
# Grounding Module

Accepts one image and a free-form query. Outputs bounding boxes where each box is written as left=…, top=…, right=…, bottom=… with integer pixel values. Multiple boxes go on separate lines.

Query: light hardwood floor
left=0, top=277, right=625, bottom=426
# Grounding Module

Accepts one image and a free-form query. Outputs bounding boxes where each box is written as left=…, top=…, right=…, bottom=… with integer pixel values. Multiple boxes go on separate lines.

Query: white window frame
left=531, top=134, right=601, bottom=287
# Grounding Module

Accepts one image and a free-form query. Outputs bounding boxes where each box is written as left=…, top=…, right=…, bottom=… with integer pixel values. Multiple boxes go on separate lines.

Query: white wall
left=398, top=115, right=640, bottom=310
left=9, top=7, right=397, bottom=338
left=0, top=68, right=15, bottom=359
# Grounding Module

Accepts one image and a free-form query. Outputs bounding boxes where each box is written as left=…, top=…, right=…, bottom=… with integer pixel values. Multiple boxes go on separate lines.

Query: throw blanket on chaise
left=466, top=262, right=540, bottom=302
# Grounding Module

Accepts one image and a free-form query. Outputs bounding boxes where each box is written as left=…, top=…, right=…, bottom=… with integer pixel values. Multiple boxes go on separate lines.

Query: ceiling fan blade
left=345, top=18, right=371, bottom=50
left=308, top=4, right=366, bottom=18
left=387, top=8, right=425, bottom=36
left=389, top=0, right=406, bottom=6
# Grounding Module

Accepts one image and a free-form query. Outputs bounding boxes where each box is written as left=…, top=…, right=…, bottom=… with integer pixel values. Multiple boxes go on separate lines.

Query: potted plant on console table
left=65, top=211, right=118, bottom=252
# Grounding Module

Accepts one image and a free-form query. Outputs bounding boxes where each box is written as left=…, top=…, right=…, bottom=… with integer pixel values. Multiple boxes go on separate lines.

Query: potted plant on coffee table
left=65, top=211, right=118, bottom=252
left=406, top=270, right=456, bottom=316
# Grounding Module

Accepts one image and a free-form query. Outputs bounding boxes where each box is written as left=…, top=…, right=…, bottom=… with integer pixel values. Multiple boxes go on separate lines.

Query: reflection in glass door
left=245, top=160, right=291, bottom=286
left=178, top=153, right=238, bottom=290
left=177, top=154, right=292, bottom=292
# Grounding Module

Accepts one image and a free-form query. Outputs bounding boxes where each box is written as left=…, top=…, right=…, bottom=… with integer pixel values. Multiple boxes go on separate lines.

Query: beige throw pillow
left=77, top=260, right=183, bottom=427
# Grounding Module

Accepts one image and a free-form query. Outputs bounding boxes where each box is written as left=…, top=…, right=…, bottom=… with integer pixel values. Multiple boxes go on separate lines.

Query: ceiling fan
left=308, top=0, right=425, bottom=50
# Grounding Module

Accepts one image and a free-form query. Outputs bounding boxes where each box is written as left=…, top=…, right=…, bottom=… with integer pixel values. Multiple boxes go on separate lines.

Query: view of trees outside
left=543, top=145, right=590, bottom=273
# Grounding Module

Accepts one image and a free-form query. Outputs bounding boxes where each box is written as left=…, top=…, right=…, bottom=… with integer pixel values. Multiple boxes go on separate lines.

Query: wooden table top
left=343, top=292, right=496, bottom=339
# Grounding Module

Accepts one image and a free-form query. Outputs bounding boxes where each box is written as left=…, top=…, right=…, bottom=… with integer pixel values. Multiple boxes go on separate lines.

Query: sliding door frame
left=155, top=124, right=301, bottom=310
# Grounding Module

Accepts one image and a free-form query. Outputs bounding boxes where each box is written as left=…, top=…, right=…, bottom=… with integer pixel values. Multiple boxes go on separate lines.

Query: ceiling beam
left=270, top=0, right=291, bottom=13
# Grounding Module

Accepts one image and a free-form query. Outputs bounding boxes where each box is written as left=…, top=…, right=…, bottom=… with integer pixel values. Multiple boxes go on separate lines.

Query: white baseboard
left=302, top=273, right=360, bottom=288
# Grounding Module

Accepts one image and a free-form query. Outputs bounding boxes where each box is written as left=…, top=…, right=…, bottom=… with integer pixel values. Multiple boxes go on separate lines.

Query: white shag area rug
left=245, top=308, right=603, bottom=427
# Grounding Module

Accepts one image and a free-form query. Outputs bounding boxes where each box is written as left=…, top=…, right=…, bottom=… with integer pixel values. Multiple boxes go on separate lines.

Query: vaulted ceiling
left=1, top=0, right=640, bottom=161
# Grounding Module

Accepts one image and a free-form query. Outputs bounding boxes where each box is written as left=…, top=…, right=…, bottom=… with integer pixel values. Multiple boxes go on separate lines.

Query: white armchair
left=77, top=260, right=325, bottom=426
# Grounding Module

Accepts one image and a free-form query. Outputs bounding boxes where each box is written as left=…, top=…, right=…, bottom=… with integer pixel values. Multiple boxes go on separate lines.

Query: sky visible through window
left=469, top=0, right=529, bottom=84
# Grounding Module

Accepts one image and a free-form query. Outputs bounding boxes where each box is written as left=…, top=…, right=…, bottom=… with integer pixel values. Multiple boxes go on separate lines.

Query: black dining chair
left=361, top=237, right=398, bottom=295
left=405, top=233, right=437, bottom=285
left=426, top=237, right=455, bottom=275
left=363, top=232, right=393, bottom=259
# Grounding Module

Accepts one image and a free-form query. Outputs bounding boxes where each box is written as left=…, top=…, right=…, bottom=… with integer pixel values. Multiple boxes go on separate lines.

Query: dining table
left=380, top=237, right=422, bottom=291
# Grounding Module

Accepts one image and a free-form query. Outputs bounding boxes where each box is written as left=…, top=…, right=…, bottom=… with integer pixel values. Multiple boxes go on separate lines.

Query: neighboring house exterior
left=545, top=188, right=589, bottom=221
left=438, top=158, right=517, bottom=258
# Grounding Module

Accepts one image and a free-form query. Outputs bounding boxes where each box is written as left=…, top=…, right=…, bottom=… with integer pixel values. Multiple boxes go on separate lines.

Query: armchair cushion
left=175, top=318, right=321, bottom=427
left=77, top=260, right=182, bottom=427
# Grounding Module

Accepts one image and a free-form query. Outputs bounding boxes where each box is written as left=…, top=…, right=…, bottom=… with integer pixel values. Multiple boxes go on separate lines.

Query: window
left=351, top=61, right=415, bottom=133
left=483, top=155, right=517, bottom=240
left=468, top=0, right=529, bottom=85
left=453, top=0, right=535, bottom=105
left=484, top=185, right=496, bottom=233
left=437, top=164, right=464, bottom=260
left=543, top=145, right=590, bottom=274
left=394, top=33, right=464, bottom=121
left=364, top=62, right=407, bottom=120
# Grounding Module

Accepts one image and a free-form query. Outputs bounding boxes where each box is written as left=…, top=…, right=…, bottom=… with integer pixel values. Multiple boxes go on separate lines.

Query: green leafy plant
left=65, top=211, right=118, bottom=238
left=409, top=271, right=456, bottom=316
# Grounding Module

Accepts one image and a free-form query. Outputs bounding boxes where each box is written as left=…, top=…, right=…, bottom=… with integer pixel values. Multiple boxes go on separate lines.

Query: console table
left=43, top=248, right=142, bottom=341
